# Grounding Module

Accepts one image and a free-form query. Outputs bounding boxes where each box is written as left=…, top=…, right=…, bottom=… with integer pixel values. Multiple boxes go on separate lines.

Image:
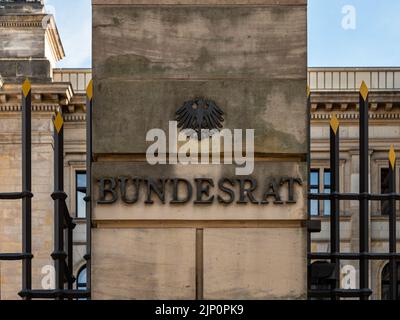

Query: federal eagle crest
left=175, top=98, right=224, bottom=140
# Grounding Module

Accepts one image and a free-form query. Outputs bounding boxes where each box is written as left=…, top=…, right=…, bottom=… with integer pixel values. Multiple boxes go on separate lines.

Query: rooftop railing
left=308, top=68, right=400, bottom=92
left=53, top=69, right=92, bottom=94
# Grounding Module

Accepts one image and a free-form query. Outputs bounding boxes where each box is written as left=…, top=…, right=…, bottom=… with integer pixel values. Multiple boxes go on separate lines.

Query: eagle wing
left=176, top=101, right=196, bottom=130
left=204, top=100, right=224, bottom=130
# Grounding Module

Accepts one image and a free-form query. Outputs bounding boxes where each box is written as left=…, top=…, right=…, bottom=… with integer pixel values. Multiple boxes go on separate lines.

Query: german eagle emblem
left=176, top=98, right=224, bottom=140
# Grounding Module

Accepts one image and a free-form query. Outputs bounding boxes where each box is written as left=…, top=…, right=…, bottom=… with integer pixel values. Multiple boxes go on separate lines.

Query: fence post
left=359, top=81, right=370, bottom=300
left=388, top=145, right=397, bottom=300
left=84, top=80, right=93, bottom=299
left=329, top=114, right=340, bottom=299
left=21, top=79, right=32, bottom=300
left=51, top=111, right=66, bottom=299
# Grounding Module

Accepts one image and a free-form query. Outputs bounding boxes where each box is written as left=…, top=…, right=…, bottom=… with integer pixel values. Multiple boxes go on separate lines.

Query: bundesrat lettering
left=97, top=177, right=303, bottom=205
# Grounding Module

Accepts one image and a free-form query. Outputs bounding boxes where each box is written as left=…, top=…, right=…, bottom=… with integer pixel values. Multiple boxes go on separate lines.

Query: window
left=323, top=170, right=331, bottom=216
left=310, top=169, right=331, bottom=216
left=310, top=169, right=319, bottom=216
left=381, top=262, right=400, bottom=300
left=76, top=171, right=87, bottom=218
left=76, top=265, right=87, bottom=299
left=381, top=168, right=390, bottom=216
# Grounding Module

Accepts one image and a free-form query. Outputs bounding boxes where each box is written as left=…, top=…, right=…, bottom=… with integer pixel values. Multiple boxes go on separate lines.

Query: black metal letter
left=170, top=179, right=193, bottom=204
left=261, top=178, right=283, bottom=204
left=236, top=178, right=259, bottom=204
left=281, top=177, right=303, bottom=204
left=98, top=178, right=117, bottom=204
left=194, top=178, right=215, bottom=204
left=119, top=177, right=140, bottom=204
left=145, top=178, right=168, bottom=204
left=217, top=178, right=235, bottom=204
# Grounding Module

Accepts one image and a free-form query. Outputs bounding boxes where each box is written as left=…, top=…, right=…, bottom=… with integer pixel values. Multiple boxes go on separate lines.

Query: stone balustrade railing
left=308, top=68, right=400, bottom=91
left=53, top=69, right=92, bottom=94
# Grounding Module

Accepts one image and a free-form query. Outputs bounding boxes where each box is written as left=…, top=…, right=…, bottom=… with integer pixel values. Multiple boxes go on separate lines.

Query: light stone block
left=92, top=228, right=196, bottom=299
left=203, top=228, right=307, bottom=299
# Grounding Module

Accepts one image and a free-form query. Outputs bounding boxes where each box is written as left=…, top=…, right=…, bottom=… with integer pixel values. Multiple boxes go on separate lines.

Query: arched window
left=381, top=262, right=400, bottom=300
left=76, top=265, right=87, bottom=291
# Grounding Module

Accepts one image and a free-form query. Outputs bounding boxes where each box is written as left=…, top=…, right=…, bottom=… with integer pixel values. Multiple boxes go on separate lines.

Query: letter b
left=98, top=177, right=118, bottom=204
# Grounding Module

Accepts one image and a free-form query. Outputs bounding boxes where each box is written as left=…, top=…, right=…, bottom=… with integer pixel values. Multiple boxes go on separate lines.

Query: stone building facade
left=0, top=0, right=89, bottom=299
left=0, top=0, right=399, bottom=300
left=309, top=68, right=400, bottom=300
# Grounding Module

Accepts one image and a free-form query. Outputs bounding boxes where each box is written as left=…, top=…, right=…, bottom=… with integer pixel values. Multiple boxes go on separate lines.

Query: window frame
left=310, top=169, right=320, bottom=216
left=323, top=169, right=331, bottom=216
left=75, top=170, right=87, bottom=219
left=381, top=262, right=400, bottom=300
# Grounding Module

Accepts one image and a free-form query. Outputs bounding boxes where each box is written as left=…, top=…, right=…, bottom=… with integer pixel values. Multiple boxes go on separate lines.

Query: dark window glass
left=76, top=171, right=86, bottom=218
left=381, top=168, right=390, bottom=216
left=323, top=170, right=331, bottom=216
left=310, top=170, right=320, bottom=216
left=76, top=265, right=87, bottom=300
left=381, top=262, right=400, bottom=300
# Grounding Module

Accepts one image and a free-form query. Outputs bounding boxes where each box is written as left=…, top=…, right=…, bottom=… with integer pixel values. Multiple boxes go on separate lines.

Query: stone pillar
left=92, top=0, right=307, bottom=299
left=0, top=0, right=64, bottom=82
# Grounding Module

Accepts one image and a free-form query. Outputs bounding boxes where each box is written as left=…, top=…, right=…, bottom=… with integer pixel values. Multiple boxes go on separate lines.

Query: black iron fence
left=0, top=79, right=92, bottom=300
left=307, top=82, right=399, bottom=300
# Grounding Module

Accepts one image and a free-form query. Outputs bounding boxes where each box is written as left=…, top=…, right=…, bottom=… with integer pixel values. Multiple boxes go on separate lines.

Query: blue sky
left=47, top=0, right=400, bottom=68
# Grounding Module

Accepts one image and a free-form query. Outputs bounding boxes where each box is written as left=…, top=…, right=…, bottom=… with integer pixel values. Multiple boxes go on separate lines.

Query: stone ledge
left=92, top=0, right=307, bottom=5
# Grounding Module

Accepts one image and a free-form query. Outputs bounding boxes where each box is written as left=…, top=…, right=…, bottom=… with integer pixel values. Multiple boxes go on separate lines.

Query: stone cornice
left=309, top=91, right=400, bottom=112
left=0, top=14, right=45, bottom=27
left=0, top=81, right=86, bottom=121
left=311, top=112, right=400, bottom=121
left=0, top=82, right=74, bottom=104
left=44, top=15, right=65, bottom=62
left=0, top=14, right=65, bottom=62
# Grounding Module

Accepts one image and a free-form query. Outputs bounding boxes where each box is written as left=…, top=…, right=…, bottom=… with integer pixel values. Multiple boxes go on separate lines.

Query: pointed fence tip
left=22, top=79, right=31, bottom=98
left=360, top=81, right=369, bottom=101
left=87, top=80, right=93, bottom=100
left=330, top=114, right=340, bottom=135
left=389, top=145, right=396, bottom=170
left=53, top=112, right=64, bottom=134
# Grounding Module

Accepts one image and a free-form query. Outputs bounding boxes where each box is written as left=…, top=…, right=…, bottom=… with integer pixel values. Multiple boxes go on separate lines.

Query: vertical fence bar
left=359, top=81, right=370, bottom=300
left=329, top=114, right=340, bottom=299
left=66, top=223, right=74, bottom=292
left=21, top=79, right=32, bottom=300
left=388, top=145, right=397, bottom=300
left=306, top=86, right=312, bottom=298
left=51, top=112, right=66, bottom=299
left=85, top=80, right=93, bottom=299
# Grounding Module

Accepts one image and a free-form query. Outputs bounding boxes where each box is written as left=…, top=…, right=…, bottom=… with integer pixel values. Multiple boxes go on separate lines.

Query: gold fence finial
left=330, top=114, right=340, bottom=135
left=53, top=112, right=64, bottom=134
left=360, top=81, right=369, bottom=101
left=87, top=79, right=93, bottom=100
left=389, top=145, right=396, bottom=170
left=22, top=79, right=31, bottom=98
left=307, top=85, right=311, bottom=98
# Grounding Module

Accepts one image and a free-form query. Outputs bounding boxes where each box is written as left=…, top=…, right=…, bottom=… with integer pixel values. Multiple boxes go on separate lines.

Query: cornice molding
left=311, top=113, right=400, bottom=120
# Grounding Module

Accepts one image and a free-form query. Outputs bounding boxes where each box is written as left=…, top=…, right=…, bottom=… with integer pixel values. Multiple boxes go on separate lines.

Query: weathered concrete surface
left=93, top=0, right=307, bottom=5
left=94, top=79, right=307, bottom=155
left=92, top=161, right=307, bottom=221
left=93, top=5, right=306, bottom=80
left=203, top=228, right=307, bottom=299
left=93, top=4, right=307, bottom=156
left=92, top=228, right=196, bottom=299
